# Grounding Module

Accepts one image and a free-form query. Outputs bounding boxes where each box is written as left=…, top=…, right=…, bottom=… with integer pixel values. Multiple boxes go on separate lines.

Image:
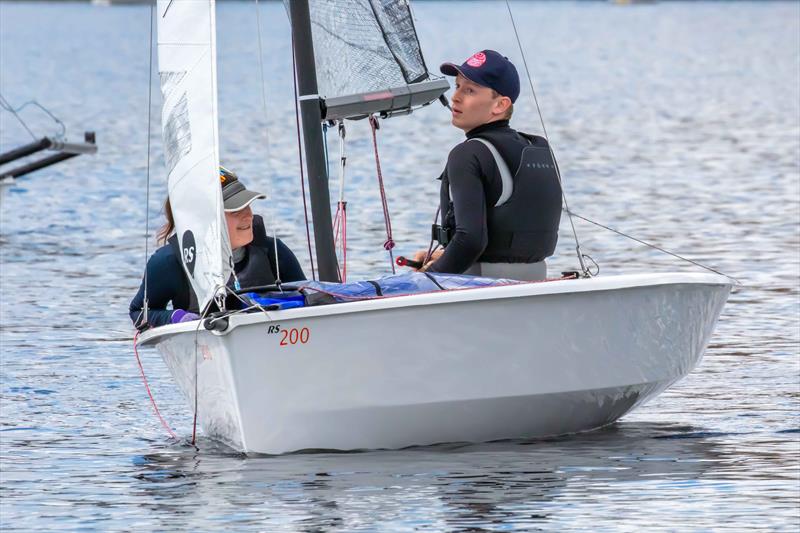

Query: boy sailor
left=414, top=50, right=562, bottom=281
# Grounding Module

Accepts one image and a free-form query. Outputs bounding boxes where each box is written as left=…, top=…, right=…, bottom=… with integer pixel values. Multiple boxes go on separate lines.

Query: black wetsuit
left=129, top=215, right=305, bottom=328
left=427, top=120, right=561, bottom=274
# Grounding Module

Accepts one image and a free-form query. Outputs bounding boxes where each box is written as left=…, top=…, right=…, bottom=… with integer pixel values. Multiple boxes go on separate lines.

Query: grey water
left=1, top=0, right=798, bottom=530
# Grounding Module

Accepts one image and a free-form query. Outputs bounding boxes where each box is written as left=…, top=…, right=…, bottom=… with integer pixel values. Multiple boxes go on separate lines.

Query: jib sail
left=156, top=0, right=231, bottom=313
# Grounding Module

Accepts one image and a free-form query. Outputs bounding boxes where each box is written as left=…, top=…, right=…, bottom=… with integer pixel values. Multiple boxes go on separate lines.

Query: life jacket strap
left=469, top=137, right=514, bottom=207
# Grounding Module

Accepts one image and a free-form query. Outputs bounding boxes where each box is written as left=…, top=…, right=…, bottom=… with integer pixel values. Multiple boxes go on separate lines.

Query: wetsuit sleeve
left=275, top=238, right=307, bottom=282
left=427, top=143, right=489, bottom=274
left=129, top=246, right=183, bottom=329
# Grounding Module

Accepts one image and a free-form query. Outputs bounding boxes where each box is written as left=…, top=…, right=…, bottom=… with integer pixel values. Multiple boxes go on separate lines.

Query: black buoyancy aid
left=439, top=131, right=562, bottom=264
left=169, top=215, right=278, bottom=313
left=235, top=215, right=278, bottom=289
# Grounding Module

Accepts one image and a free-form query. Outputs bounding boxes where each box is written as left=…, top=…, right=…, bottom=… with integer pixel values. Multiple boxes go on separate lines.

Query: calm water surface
left=1, top=1, right=798, bottom=531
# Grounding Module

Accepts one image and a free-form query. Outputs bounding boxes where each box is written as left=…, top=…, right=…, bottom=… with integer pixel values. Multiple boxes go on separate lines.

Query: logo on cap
left=220, top=166, right=237, bottom=185
left=466, top=52, right=486, bottom=67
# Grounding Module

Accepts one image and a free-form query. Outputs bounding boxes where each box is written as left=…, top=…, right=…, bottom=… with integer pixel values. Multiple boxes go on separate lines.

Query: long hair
left=156, top=197, right=175, bottom=245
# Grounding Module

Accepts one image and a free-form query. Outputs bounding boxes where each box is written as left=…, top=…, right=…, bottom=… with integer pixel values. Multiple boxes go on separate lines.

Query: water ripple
left=1, top=1, right=798, bottom=531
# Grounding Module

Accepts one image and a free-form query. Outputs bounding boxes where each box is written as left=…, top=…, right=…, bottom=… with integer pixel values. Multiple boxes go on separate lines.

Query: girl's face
left=225, top=206, right=254, bottom=249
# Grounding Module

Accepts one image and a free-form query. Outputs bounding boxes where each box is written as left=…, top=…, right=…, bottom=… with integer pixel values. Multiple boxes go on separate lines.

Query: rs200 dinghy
left=138, top=272, right=730, bottom=454
left=135, top=0, right=731, bottom=454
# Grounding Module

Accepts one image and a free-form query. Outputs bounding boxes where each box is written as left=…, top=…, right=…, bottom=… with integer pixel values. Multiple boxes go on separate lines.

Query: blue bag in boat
left=299, top=272, right=520, bottom=305
left=243, top=292, right=305, bottom=310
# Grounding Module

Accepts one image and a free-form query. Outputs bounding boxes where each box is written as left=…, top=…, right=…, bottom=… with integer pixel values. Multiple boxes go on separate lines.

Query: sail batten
left=157, top=0, right=230, bottom=313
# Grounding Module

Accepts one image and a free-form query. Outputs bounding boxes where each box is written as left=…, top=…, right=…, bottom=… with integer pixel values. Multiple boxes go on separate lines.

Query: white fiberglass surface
left=140, top=272, right=731, bottom=344
left=143, top=276, right=729, bottom=455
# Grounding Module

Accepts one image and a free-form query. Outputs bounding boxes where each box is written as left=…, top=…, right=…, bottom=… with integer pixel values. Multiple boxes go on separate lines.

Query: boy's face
left=450, top=73, right=510, bottom=132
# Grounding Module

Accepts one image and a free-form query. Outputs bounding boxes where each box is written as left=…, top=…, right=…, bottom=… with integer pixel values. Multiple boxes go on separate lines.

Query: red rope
left=291, top=34, right=316, bottom=280
left=369, top=116, right=396, bottom=274
left=133, top=331, right=179, bottom=442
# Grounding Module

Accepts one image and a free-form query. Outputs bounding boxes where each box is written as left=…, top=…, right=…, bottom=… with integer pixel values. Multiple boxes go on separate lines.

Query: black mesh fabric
left=286, top=0, right=430, bottom=98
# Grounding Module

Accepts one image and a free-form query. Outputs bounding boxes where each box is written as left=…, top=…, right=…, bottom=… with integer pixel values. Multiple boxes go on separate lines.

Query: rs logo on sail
left=181, top=230, right=196, bottom=275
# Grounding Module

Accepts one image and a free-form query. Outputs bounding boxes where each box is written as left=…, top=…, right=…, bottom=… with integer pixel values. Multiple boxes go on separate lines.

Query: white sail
left=156, top=0, right=230, bottom=312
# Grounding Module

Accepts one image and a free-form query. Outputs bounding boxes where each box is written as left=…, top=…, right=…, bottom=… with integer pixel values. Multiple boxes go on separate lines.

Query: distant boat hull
left=139, top=272, right=731, bottom=454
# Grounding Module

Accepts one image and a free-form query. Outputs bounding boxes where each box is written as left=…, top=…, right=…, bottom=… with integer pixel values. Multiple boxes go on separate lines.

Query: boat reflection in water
left=131, top=422, right=730, bottom=530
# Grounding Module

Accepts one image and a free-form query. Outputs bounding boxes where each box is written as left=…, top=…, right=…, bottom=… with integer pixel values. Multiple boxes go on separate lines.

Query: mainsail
left=287, top=0, right=448, bottom=121
left=302, top=0, right=429, bottom=97
left=283, top=0, right=447, bottom=280
left=156, top=0, right=231, bottom=312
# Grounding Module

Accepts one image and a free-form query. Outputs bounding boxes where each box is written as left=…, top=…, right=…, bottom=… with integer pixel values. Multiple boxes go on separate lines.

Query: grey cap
left=220, top=166, right=266, bottom=212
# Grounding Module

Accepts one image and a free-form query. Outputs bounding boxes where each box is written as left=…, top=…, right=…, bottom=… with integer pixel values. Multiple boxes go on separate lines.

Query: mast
left=289, top=0, right=340, bottom=282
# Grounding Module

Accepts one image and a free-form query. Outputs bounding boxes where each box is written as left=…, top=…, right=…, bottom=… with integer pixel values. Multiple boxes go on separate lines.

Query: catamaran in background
left=136, top=0, right=731, bottom=455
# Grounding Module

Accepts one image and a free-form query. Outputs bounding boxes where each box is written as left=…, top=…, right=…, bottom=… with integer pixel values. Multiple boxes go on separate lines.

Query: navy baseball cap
left=440, top=50, right=520, bottom=103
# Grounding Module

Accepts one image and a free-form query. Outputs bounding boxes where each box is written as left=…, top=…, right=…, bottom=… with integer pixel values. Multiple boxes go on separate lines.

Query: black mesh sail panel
left=288, top=0, right=430, bottom=99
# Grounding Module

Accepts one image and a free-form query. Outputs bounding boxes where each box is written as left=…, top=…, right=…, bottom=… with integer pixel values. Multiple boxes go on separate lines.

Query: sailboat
left=137, top=0, right=731, bottom=454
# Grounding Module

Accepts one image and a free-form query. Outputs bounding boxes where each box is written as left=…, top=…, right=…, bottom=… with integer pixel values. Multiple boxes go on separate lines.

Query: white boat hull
left=139, top=273, right=731, bottom=454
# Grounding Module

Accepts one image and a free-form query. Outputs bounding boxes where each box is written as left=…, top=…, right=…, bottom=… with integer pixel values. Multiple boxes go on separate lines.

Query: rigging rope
left=502, top=2, right=737, bottom=284
left=332, top=201, right=348, bottom=282
left=133, top=331, right=180, bottom=442
left=566, top=210, right=741, bottom=284
left=254, top=0, right=281, bottom=287
left=131, top=3, right=181, bottom=445
left=503, top=0, right=590, bottom=277
left=0, top=93, right=66, bottom=141
left=332, top=122, right=348, bottom=282
left=142, top=1, right=155, bottom=327
left=368, top=116, right=396, bottom=274
left=290, top=33, right=317, bottom=281
left=322, top=123, right=331, bottom=183
left=190, top=285, right=227, bottom=447
left=191, top=309, right=208, bottom=446
left=424, top=206, right=442, bottom=265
